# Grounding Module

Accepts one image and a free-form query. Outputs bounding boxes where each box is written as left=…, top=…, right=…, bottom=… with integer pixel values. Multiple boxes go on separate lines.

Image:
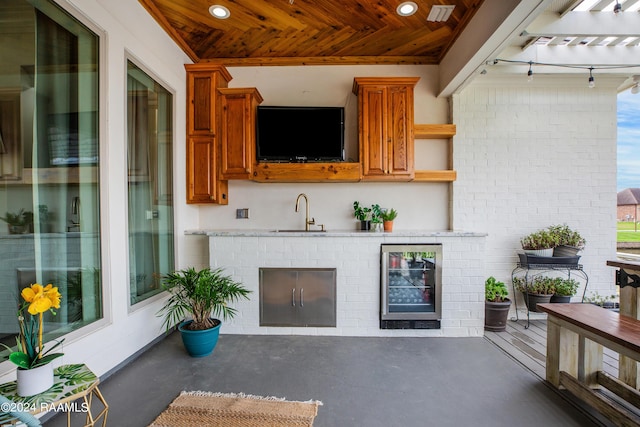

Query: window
left=0, top=0, right=101, bottom=348
left=127, top=60, right=174, bottom=304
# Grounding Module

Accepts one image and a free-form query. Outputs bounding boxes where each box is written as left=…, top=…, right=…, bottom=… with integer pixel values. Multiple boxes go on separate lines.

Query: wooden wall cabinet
left=353, top=77, right=419, bottom=181
left=185, top=64, right=232, bottom=204
left=218, top=87, right=263, bottom=180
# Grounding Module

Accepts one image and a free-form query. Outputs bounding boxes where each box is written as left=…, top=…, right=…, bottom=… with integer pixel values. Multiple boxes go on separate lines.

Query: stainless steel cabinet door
left=260, top=268, right=336, bottom=327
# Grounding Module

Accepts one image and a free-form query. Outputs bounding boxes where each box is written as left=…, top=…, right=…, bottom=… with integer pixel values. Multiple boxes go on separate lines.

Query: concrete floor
left=44, top=332, right=601, bottom=427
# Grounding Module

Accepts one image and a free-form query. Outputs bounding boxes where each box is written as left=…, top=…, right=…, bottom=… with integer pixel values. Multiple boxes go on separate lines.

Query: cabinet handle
left=300, top=288, right=304, bottom=307
left=292, top=288, right=296, bottom=307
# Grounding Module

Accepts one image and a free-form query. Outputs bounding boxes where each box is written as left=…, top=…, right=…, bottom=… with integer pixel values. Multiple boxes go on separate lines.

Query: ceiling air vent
left=427, top=5, right=455, bottom=22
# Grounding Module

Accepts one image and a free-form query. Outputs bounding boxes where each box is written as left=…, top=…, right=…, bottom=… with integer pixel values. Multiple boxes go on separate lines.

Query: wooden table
left=607, top=259, right=640, bottom=387
left=0, top=364, right=108, bottom=427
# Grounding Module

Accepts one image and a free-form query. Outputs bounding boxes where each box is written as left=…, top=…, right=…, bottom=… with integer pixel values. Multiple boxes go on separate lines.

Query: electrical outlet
left=236, top=208, right=249, bottom=219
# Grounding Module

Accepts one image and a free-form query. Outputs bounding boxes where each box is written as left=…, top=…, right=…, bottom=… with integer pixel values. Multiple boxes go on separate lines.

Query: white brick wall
left=452, top=75, right=620, bottom=308
left=209, top=232, right=486, bottom=337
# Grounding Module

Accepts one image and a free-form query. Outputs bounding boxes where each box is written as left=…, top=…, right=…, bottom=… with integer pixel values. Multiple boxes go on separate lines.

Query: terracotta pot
left=383, top=220, right=394, bottom=232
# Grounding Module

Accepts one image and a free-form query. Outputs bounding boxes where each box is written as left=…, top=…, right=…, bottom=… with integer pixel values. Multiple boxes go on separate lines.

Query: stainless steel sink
left=271, top=229, right=327, bottom=233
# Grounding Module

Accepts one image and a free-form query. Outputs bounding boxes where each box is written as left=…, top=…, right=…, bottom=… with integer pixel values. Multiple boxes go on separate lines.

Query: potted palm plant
left=485, top=277, right=511, bottom=332
left=157, top=267, right=251, bottom=357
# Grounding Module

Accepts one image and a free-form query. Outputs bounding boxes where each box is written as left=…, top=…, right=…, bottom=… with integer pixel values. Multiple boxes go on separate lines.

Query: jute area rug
left=148, top=391, right=322, bottom=427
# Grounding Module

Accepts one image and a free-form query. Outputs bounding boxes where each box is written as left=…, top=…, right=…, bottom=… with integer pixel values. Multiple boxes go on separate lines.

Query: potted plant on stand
left=158, top=267, right=251, bottom=357
left=485, top=277, right=511, bottom=332
left=549, top=224, right=586, bottom=257
left=1, top=283, right=64, bottom=396
left=513, top=276, right=556, bottom=312
left=550, top=278, right=579, bottom=303
left=382, top=208, right=398, bottom=232
left=520, top=228, right=556, bottom=257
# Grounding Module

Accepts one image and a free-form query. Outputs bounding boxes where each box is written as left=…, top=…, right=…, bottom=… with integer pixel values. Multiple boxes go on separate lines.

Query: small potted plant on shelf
left=485, top=276, right=511, bottom=332
left=0, top=209, right=33, bottom=235
left=382, top=208, right=398, bottom=232
left=353, top=201, right=372, bottom=231
left=157, top=267, right=251, bottom=358
left=550, top=277, right=579, bottom=303
left=513, top=276, right=556, bottom=312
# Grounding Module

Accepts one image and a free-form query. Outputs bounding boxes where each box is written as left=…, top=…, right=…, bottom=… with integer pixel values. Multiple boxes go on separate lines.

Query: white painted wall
left=197, top=65, right=453, bottom=232
left=452, top=74, right=620, bottom=306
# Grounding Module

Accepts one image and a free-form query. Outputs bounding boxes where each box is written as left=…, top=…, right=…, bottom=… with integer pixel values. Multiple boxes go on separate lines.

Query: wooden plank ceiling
left=139, top=0, right=484, bottom=66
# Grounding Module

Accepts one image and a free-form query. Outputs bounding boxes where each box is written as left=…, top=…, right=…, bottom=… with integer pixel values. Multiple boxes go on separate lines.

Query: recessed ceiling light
left=396, top=2, right=418, bottom=17
left=427, top=5, right=455, bottom=22
left=209, top=5, right=230, bottom=19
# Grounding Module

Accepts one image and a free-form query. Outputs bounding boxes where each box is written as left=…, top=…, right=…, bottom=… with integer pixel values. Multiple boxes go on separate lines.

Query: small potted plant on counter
left=485, top=276, right=511, bottom=332
left=353, top=201, right=372, bottom=231
left=382, top=208, right=398, bottom=232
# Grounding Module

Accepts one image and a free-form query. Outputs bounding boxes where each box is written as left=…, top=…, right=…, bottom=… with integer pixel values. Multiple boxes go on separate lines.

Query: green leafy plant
left=382, top=208, right=398, bottom=221
left=485, top=276, right=509, bottom=302
left=513, top=276, right=556, bottom=295
left=0, top=209, right=31, bottom=227
left=553, top=278, right=579, bottom=297
left=353, top=201, right=372, bottom=221
left=520, top=229, right=557, bottom=250
left=584, top=291, right=618, bottom=307
left=157, top=267, right=252, bottom=331
left=371, top=204, right=383, bottom=224
left=547, top=224, right=586, bottom=249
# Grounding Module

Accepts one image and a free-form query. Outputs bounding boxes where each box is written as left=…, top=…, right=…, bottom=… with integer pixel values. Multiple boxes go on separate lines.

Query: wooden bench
left=538, top=303, right=640, bottom=426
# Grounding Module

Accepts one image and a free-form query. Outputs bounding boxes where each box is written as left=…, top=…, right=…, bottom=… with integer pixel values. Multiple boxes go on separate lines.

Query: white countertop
left=186, top=229, right=487, bottom=237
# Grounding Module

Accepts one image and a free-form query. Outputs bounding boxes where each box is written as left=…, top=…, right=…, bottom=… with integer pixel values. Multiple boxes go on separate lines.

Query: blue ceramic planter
left=178, top=319, right=221, bottom=357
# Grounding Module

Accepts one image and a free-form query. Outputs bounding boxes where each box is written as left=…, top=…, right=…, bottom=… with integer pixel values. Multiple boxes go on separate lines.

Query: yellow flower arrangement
left=1, top=283, right=64, bottom=369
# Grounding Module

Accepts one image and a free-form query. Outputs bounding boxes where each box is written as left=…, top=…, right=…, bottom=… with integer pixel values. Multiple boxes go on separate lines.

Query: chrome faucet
left=295, top=193, right=315, bottom=231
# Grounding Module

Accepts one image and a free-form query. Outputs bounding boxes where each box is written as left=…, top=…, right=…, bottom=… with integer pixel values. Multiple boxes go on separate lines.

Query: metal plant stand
left=511, top=260, right=588, bottom=328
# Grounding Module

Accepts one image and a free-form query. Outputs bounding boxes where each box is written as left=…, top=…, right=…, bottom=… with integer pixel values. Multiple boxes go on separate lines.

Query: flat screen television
left=256, top=106, right=345, bottom=162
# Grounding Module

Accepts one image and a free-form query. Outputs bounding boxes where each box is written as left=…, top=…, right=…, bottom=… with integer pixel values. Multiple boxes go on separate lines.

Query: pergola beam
left=524, top=11, right=640, bottom=38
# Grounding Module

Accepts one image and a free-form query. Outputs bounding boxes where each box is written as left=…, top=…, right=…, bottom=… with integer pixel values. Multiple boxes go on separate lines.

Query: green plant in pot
left=158, top=267, right=251, bottom=357
left=551, top=278, right=579, bottom=303
left=353, top=201, right=372, bottom=231
left=382, top=208, right=398, bottom=232
left=513, top=276, right=555, bottom=312
left=485, top=276, right=511, bottom=332
left=548, top=224, right=586, bottom=257
left=371, top=204, right=383, bottom=232
left=520, top=229, right=557, bottom=257
left=0, top=209, right=33, bottom=234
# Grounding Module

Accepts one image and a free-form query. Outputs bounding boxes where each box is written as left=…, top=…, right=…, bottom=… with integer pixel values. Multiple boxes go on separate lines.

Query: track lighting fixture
left=588, top=68, right=595, bottom=88
left=527, top=62, right=533, bottom=82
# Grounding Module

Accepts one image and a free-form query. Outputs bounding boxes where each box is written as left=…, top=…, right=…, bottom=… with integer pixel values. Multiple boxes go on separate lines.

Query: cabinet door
left=297, top=270, right=336, bottom=327
left=186, top=137, right=228, bottom=204
left=187, top=72, right=216, bottom=136
left=260, top=269, right=299, bottom=326
left=387, top=85, right=414, bottom=179
left=358, top=85, right=388, bottom=179
left=219, top=88, right=262, bottom=180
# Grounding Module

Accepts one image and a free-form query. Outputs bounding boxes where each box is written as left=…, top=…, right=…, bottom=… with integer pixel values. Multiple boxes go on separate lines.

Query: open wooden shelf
left=252, top=162, right=362, bottom=182
left=413, top=170, right=457, bottom=182
left=414, top=124, right=456, bottom=139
